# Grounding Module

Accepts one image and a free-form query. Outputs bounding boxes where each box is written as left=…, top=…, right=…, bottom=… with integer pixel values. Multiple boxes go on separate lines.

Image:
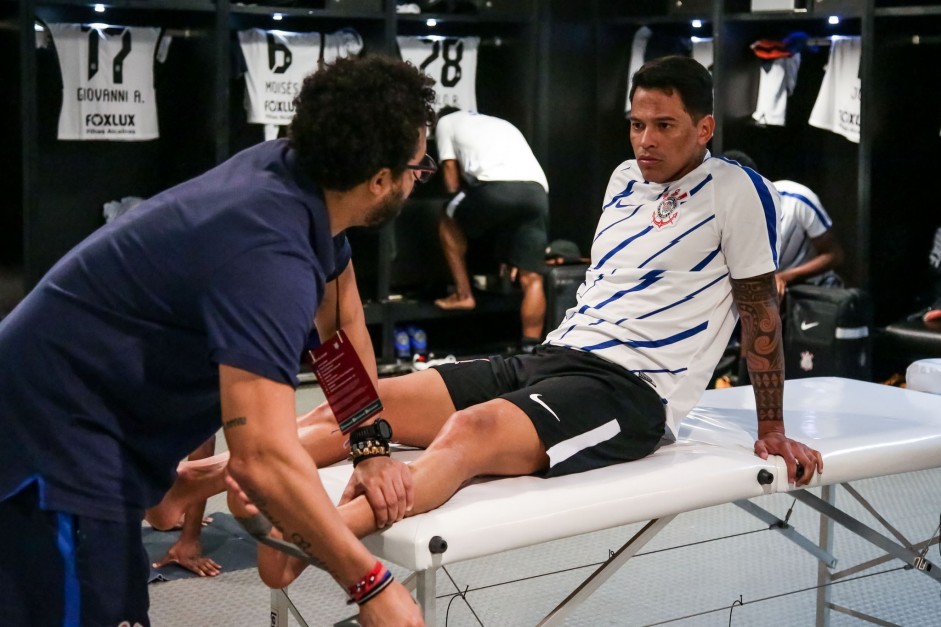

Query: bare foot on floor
left=434, top=293, right=476, bottom=310
left=153, top=537, right=222, bottom=577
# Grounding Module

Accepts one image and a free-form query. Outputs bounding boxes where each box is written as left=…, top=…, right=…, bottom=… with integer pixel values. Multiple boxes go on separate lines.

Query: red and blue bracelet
left=347, top=560, right=394, bottom=605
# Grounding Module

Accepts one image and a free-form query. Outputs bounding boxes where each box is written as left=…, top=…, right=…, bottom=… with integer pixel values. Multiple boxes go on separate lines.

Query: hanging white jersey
left=238, top=29, right=322, bottom=126
left=775, top=179, right=832, bottom=272
left=48, top=23, right=161, bottom=141
left=322, top=27, right=363, bottom=64
left=397, top=36, right=479, bottom=111
left=624, top=26, right=652, bottom=115
left=752, top=54, right=801, bottom=126
left=544, top=155, right=781, bottom=434
left=809, top=36, right=861, bottom=143
left=691, top=37, right=714, bottom=73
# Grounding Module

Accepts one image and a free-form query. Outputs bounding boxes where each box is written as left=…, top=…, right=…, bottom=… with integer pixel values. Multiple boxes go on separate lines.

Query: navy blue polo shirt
left=0, top=139, right=350, bottom=521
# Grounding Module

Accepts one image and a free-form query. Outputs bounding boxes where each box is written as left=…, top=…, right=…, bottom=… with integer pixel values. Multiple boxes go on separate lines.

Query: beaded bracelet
left=349, top=438, right=391, bottom=467
left=347, top=560, right=394, bottom=605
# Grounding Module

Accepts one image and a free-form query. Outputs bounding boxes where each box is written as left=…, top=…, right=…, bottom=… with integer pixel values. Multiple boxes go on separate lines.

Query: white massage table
left=271, top=378, right=941, bottom=626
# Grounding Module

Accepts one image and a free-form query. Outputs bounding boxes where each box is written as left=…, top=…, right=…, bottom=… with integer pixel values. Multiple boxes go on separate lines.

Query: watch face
left=377, top=419, right=393, bottom=440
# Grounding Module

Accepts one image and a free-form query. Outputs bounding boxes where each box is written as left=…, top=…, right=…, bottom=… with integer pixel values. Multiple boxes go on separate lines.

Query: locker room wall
left=868, top=12, right=941, bottom=325
left=0, top=9, right=23, bottom=271
left=543, top=0, right=596, bottom=253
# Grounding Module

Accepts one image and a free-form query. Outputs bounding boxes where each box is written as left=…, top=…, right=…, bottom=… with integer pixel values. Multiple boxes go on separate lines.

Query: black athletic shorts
left=0, top=483, right=151, bottom=627
left=433, top=345, right=667, bottom=477
left=446, top=181, right=549, bottom=274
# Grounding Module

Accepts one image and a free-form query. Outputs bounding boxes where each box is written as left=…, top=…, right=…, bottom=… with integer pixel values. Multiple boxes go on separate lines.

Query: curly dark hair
left=629, top=55, right=713, bottom=120
left=289, top=56, right=437, bottom=191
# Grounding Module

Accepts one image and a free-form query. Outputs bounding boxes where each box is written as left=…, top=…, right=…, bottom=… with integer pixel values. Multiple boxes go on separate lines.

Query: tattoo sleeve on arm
left=732, top=273, right=784, bottom=422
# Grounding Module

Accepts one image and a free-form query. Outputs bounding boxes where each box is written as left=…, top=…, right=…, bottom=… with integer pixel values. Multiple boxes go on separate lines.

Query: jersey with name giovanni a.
left=0, top=139, right=350, bottom=521
left=544, top=154, right=781, bottom=435
left=48, top=23, right=162, bottom=141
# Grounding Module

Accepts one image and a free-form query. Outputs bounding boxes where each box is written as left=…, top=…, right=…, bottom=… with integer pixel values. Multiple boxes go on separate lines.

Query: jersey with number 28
left=397, top=36, right=479, bottom=111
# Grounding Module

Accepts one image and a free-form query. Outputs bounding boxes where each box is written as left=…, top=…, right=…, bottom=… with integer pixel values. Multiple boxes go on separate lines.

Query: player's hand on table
left=754, top=431, right=823, bottom=486
left=358, top=581, right=424, bottom=626
left=340, top=457, right=414, bottom=528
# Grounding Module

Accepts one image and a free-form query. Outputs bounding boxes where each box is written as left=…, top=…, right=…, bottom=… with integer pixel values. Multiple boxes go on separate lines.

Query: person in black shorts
left=432, top=107, right=550, bottom=348
left=234, top=57, right=825, bottom=590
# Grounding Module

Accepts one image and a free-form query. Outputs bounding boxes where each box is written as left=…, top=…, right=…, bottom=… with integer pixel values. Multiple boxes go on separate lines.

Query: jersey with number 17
left=48, top=23, right=161, bottom=141
left=397, top=36, right=479, bottom=111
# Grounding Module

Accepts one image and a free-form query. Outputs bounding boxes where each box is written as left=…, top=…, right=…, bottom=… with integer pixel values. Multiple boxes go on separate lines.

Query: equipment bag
left=784, top=284, right=873, bottom=381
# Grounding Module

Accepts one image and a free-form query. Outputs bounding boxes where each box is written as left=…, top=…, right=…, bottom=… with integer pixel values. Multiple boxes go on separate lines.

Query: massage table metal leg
left=815, top=484, right=836, bottom=627
left=536, top=515, right=677, bottom=626
left=406, top=569, right=437, bottom=625
left=794, top=486, right=941, bottom=583
left=418, top=568, right=437, bottom=625
left=733, top=499, right=838, bottom=567
left=271, top=587, right=311, bottom=627
left=793, top=483, right=941, bottom=627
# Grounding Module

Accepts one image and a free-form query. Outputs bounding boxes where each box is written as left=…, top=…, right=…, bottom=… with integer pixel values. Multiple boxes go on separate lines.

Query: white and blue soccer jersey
left=775, top=179, right=832, bottom=272
left=544, top=154, right=781, bottom=434
left=48, top=23, right=162, bottom=141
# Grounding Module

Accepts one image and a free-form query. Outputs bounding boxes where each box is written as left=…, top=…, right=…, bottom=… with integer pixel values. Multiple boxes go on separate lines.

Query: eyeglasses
left=405, top=154, right=438, bottom=184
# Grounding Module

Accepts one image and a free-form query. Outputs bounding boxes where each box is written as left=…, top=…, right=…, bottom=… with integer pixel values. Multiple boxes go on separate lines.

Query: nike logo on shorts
left=529, top=393, right=560, bottom=421
left=800, top=321, right=820, bottom=331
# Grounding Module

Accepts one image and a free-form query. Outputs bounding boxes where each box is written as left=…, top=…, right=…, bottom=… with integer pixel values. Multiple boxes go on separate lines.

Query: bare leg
left=435, top=214, right=476, bottom=310
left=146, top=454, right=228, bottom=531
left=147, top=408, right=346, bottom=529
left=242, top=369, right=460, bottom=587
left=152, top=437, right=222, bottom=577
left=338, top=397, right=549, bottom=538
left=146, top=370, right=456, bottom=529
left=518, top=269, right=546, bottom=340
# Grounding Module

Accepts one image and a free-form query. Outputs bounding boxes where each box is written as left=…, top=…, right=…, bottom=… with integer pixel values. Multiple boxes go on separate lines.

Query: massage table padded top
left=317, top=378, right=941, bottom=571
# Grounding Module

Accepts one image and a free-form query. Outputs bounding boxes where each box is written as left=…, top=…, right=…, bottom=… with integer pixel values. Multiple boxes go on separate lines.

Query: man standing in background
left=433, top=107, right=550, bottom=350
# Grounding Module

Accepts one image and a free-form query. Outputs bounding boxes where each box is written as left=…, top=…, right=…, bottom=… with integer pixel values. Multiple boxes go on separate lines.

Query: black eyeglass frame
left=405, top=154, right=438, bottom=183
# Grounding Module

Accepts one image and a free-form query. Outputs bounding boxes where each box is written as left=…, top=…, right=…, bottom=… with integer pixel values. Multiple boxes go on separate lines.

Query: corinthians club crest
left=652, top=188, right=686, bottom=229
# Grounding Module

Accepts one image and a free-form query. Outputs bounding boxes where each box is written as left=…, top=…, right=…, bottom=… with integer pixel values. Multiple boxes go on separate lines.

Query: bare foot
left=152, top=537, right=222, bottom=577
left=145, top=457, right=228, bottom=531
left=434, top=293, right=476, bottom=310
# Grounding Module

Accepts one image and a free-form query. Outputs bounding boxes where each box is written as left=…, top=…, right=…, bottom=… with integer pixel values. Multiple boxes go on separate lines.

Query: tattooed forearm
left=223, top=416, right=247, bottom=429
left=242, top=486, right=329, bottom=571
left=731, top=272, right=784, bottom=422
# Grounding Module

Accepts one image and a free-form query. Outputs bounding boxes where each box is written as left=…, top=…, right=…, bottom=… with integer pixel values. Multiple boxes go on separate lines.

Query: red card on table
left=307, top=330, right=382, bottom=434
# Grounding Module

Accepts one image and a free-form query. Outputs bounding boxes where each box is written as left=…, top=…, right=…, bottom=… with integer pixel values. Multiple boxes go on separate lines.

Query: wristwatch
left=351, top=418, right=393, bottom=444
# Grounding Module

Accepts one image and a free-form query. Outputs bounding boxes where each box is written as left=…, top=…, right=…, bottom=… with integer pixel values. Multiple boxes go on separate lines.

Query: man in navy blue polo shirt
left=0, top=56, right=433, bottom=627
